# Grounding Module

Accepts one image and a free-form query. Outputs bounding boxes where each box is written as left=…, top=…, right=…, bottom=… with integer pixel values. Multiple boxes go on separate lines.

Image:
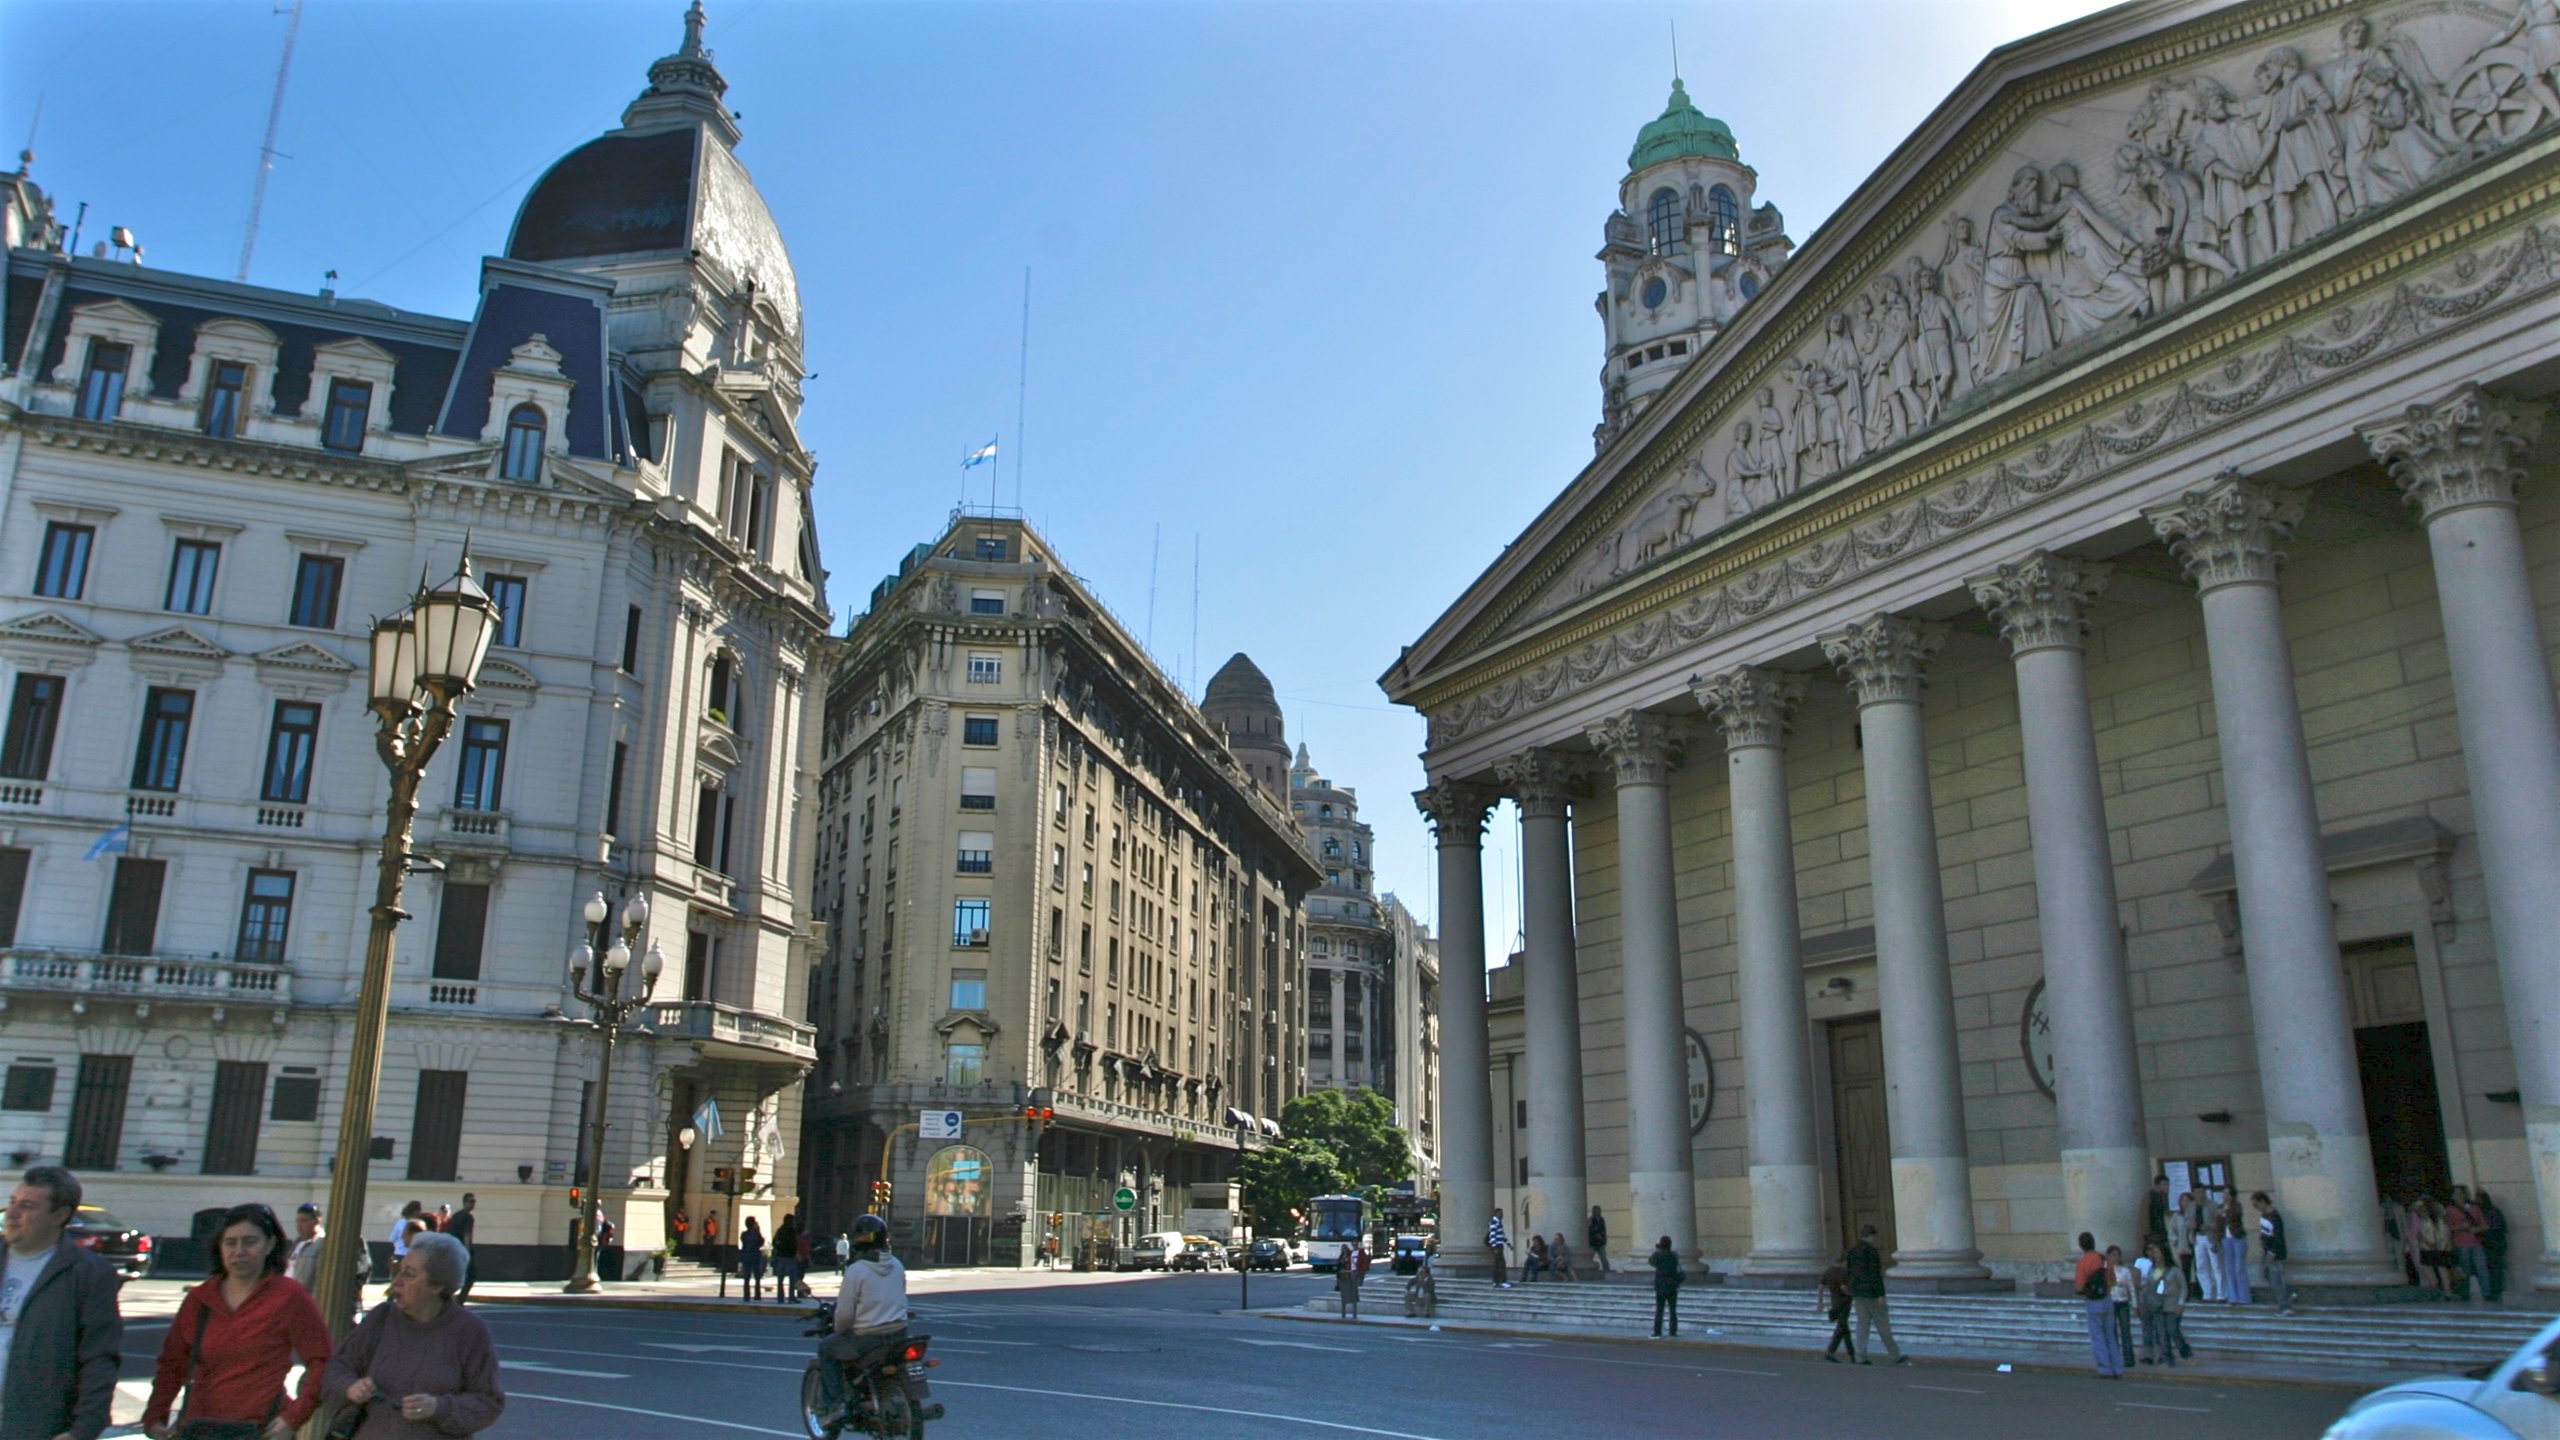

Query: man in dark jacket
left=1587, top=1205, right=1613, bottom=1275
left=0, top=1166, right=123, bottom=1440
left=1844, top=1224, right=1906, bottom=1364
left=1648, top=1236, right=1684, bottom=1337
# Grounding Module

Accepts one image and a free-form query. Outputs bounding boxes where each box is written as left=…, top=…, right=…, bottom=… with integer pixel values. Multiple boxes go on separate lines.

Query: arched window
left=706, top=652, right=743, bottom=728
left=1646, top=188, right=1685, bottom=257
left=1706, top=185, right=1741, bottom=256
left=501, top=404, right=546, bottom=481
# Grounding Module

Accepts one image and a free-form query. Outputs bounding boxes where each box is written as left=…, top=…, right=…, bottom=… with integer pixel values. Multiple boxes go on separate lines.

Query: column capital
left=1493, top=749, right=1586, bottom=819
left=1414, top=778, right=1498, bottom=841
left=1586, top=711, right=1685, bottom=786
left=1820, top=614, right=1947, bottom=707
left=2143, top=471, right=2305, bottom=591
left=1967, top=552, right=2113, bottom=656
left=1692, top=666, right=1805, bottom=749
left=2362, top=384, right=2545, bottom=521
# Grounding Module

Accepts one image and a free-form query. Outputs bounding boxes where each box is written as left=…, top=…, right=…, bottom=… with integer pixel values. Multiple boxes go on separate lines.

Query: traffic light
left=1023, top=1088, right=1055, bottom=1160
left=568, top=1186, right=582, bottom=1205
left=870, top=1178, right=893, bottom=1210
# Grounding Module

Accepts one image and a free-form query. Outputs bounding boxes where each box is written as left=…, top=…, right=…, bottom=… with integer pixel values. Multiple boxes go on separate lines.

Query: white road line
left=508, top=1342, right=801, bottom=1373
left=507, top=1360, right=631, bottom=1379
left=509, top=1390, right=803, bottom=1435
left=1237, top=1337, right=1364, bottom=1353
left=2118, top=1401, right=2214, bottom=1413
left=1906, top=1384, right=1985, bottom=1394
left=935, top=1380, right=1455, bottom=1438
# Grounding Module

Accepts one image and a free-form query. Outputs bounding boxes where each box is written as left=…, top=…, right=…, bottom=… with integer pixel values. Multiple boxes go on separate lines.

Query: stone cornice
left=1691, top=666, right=1804, bottom=749
left=2144, top=471, right=2304, bottom=591
left=1822, top=615, right=1947, bottom=707
left=2361, top=383, right=2548, bottom=521
left=1968, top=553, right=2112, bottom=656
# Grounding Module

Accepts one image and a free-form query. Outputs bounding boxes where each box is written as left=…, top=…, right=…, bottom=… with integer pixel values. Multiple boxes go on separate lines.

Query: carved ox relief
left=1526, top=0, right=2555, bottom=625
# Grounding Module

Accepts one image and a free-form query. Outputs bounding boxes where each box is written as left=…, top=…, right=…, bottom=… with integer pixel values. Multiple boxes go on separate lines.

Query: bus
left=1304, top=1193, right=1367, bottom=1273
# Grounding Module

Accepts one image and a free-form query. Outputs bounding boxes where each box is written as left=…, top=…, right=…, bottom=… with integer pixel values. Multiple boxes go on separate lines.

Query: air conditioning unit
left=969, top=929, right=988, bottom=946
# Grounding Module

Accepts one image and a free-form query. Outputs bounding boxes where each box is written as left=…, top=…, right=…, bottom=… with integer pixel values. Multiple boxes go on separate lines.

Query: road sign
left=1112, top=1185, right=1137, bottom=1212
left=920, top=1109, right=963, bottom=1139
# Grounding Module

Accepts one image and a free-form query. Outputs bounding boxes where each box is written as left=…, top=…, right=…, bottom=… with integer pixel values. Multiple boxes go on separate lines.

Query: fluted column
left=1693, top=667, right=1824, bottom=1277
left=2366, top=388, right=2560, bottom=1290
left=1417, top=777, right=1499, bottom=1276
left=1586, top=711, right=1702, bottom=1271
left=1821, top=615, right=1988, bottom=1278
left=1969, top=554, right=2149, bottom=1256
left=1495, top=748, right=1589, bottom=1244
left=2146, top=473, right=2396, bottom=1283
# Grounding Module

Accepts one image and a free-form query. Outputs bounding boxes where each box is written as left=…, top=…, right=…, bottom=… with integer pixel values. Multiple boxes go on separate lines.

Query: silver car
left=2324, top=1312, right=2560, bottom=1439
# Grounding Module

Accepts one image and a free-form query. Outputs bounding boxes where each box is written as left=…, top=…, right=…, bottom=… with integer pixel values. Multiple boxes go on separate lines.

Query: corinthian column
left=1586, top=711, right=1701, bottom=1271
left=2146, top=473, right=2396, bottom=1284
left=1969, top=554, right=2149, bottom=1258
left=1693, top=667, right=1824, bottom=1278
left=1821, top=614, right=1988, bottom=1278
left=1495, top=749, right=1589, bottom=1245
left=2366, top=388, right=2560, bottom=1290
left=1416, top=777, right=1499, bottom=1277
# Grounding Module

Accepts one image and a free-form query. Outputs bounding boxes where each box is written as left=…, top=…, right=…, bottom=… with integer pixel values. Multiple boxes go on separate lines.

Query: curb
left=464, top=1292, right=812, bottom=1317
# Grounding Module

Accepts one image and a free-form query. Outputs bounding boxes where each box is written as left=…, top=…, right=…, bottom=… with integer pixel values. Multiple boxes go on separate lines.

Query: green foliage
left=1280, top=1088, right=1413, bottom=1191
left=1237, top=1138, right=1350, bottom=1239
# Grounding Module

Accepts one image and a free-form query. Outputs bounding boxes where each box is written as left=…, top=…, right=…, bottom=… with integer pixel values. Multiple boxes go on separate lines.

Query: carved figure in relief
left=2044, top=161, right=2151, bottom=337
left=2189, top=79, right=2272, bottom=268
left=1567, top=527, right=1624, bottom=599
left=2249, top=46, right=2349, bottom=249
left=1938, top=217, right=1987, bottom=344
left=1907, top=258, right=1967, bottom=416
left=2471, top=0, right=2560, bottom=125
left=1747, top=384, right=1795, bottom=496
left=2115, top=143, right=2231, bottom=309
left=1780, top=358, right=1832, bottom=479
left=1820, top=312, right=1868, bottom=465
left=1622, top=460, right=1715, bottom=566
left=1723, top=419, right=1777, bottom=518
left=1868, top=276, right=1926, bottom=445
left=1975, top=165, right=2061, bottom=381
left=2329, top=21, right=2459, bottom=209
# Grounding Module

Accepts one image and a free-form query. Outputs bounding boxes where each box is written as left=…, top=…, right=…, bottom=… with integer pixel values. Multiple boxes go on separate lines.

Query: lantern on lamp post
left=564, top=890, right=662, bottom=1293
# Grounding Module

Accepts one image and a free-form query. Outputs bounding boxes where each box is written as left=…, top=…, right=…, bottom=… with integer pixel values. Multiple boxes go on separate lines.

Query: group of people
left=739, top=1211, right=829, bottom=1303
left=1480, top=1204, right=1623, bottom=1288
left=385, top=1193, right=478, bottom=1300
left=2388, top=1186, right=2506, bottom=1302
left=1813, top=1226, right=1907, bottom=1364
left=1, top=1165, right=504, bottom=1440
left=2072, top=1180, right=2302, bottom=1378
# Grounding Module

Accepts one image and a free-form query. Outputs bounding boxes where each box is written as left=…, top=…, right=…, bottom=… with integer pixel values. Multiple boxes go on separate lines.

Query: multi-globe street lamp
left=564, top=890, right=664, bottom=1293
left=312, top=556, right=500, bottom=1340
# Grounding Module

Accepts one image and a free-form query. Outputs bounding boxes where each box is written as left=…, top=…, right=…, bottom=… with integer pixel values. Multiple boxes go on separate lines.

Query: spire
left=622, top=1, right=740, bottom=145
left=681, top=0, right=708, bottom=57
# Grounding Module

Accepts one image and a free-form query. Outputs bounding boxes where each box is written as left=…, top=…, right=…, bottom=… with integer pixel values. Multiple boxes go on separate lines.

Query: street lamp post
left=311, top=557, right=500, bottom=1341
left=565, top=891, right=663, bottom=1293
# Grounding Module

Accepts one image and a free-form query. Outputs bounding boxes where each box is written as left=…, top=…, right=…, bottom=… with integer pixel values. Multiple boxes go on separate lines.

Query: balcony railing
left=440, top=809, right=509, bottom=845
left=648, top=999, right=816, bottom=1062
left=3, top=948, right=288, bottom=1001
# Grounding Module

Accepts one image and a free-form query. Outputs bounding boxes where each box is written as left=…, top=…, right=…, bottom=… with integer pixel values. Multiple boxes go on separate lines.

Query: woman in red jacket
left=143, top=1203, right=332, bottom=1439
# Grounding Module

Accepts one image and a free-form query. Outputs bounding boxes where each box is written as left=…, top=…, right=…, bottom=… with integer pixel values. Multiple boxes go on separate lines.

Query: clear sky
left=3, top=0, right=2115, bottom=971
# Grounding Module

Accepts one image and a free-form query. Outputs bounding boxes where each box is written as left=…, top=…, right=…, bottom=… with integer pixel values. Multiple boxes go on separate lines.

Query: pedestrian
left=2479, top=1189, right=2510, bottom=1302
left=1845, top=1225, right=1906, bottom=1364
left=794, top=1220, right=815, bottom=1298
left=703, top=1209, right=724, bottom=1272
left=838, top=1232, right=854, bottom=1269
left=2417, top=1197, right=2454, bottom=1296
left=2137, top=1239, right=2174, bottom=1365
left=2073, top=1231, right=2121, bottom=1378
left=2219, top=1192, right=2251, bottom=1304
left=772, top=1214, right=802, bottom=1305
left=386, top=1200, right=425, bottom=1290
left=2450, top=1187, right=2492, bottom=1304
left=2153, top=1240, right=2192, bottom=1364
left=1334, top=1240, right=1368, bottom=1321
left=672, top=1206, right=690, bottom=1256
left=740, top=1216, right=768, bottom=1301
left=1587, top=1205, right=1613, bottom=1276
left=321, top=1232, right=506, bottom=1438
left=1522, top=1234, right=1551, bottom=1283
left=2252, top=1190, right=2292, bottom=1314
left=2172, top=1190, right=2201, bottom=1287
left=142, top=1201, right=332, bottom=1440
left=431, top=1205, right=450, bottom=1235
left=1486, top=1208, right=1512, bottom=1288
left=444, top=1194, right=477, bottom=1299
left=1549, top=1232, right=1579, bottom=1282
left=1648, top=1236, right=1683, bottom=1338
left=2145, top=1175, right=2172, bottom=1251
left=0, top=1165, right=124, bottom=1440
left=2105, top=1243, right=2135, bottom=1362
left=287, top=1204, right=324, bottom=1293
left=2194, top=1194, right=2225, bottom=1302
left=1819, top=1252, right=1858, bottom=1363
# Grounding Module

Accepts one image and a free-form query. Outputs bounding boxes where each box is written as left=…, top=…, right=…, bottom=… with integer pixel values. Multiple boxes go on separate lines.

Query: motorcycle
left=799, top=1297, right=945, bottom=1440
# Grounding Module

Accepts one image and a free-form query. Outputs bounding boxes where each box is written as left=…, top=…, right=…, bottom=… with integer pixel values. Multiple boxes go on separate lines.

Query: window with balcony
left=1046, top=977, right=1061, bottom=1021
left=261, top=700, right=319, bottom=804
left=0, top=849, right=25, bottom=947
left=163, top=539, right=220, bottom=615
left=953, top=898, right=990, bottom=948
left=453, top=717, right=507, bottom=810
left=2, top=674, right=63, bottom=780
left=288, top=554, right=343, bottom=629
left=706, top=653, right=742, bottom=727
left=101, top=857, right=164, bottom=956
left=956, top=830, right=993, bottom=874
left=965, top=653, right=1001, bottom=684
left=77, top=340, right=129, bottom=422
left=131, top=687, right=194, bottom=792
left=235, top=870, right=295, bottom=964
left=949, top=968, right=987, bottom=1010
left=946, top=1042, right=985, bottom=1087
left=322, top=378, right=372, bottom=453
left=34, top=523, right=93, bottom=600
left=201, top=360, right=250, bottom=439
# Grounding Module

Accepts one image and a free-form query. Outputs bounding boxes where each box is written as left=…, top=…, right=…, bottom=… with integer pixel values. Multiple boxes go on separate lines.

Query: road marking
left=936, top=1380, right=1454, bottom=1438
left=1237, top=1337, right=1364, bottom=1353
left=508, top=1360, right=631, bottom=1379
left=2118, top=1401, right=2213, bottom=1413
left=1906, top=1384, right=1984, bottom=1394
left=509, top=1390, right=802, bottom=1435
left=643, top=1341, right=808, bottom=1356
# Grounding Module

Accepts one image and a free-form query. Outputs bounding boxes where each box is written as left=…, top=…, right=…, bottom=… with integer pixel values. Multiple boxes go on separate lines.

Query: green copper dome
left=1627, top=78, right=1738, bottom=172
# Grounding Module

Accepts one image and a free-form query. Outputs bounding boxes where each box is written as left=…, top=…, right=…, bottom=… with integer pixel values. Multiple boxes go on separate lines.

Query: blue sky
left=3, top=0, right=2112, bottom=969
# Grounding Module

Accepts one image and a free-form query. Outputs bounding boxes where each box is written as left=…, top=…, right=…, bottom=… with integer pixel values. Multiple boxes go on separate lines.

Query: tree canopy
left=1236, top=1138, right=1349, bottom=1238
left=1280, top=1088, right=1413, bottom=1191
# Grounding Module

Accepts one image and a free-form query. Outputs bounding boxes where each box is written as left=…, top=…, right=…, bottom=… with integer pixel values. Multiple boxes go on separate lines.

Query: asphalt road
left=115, top=1271, right=2366, bottom=1438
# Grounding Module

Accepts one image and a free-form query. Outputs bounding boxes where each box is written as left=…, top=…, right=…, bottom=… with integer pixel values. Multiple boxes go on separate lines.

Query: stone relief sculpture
left=1529, top=4, right=2554, bottom=623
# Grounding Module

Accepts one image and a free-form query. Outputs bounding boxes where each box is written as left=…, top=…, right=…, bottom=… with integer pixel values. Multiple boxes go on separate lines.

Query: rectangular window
left=1078, top=923, right=1091, bottom=972
left=965, top=653, right=1001, bottom=685
left=201, top=360, right=249, bottom=439
left=268, top=1068, right=320, bottom=1122
left=962, top=714, right=999, bottom=746
left=973, top=535, right=1008, bottom=561
left=694, top=784, right=724, bottom=864
left=163, top=539, right=220, bottom=614
left=1046, top=977, right=1061, bottom=1021
left=684, top=931, right=713, bottom=1002
left=1048, top=907, right=1064, bottom=957
left=953, top=897, right=990, bottom=948
left=949, top=968, right=987, bottom=1010
left=235, top=870, right=294, bottom=963
left=1107, top=938, right=1120, bottom=984
left=969, top=589, right=1005, bottom=615
left=454, top=718, right=507, bottom=810
left=406, top=1069, right=467, bottom=1182
left=288, top=555, right=343, bottom=629
left=1051, top=845, right=1065, bottom=887
left=63, top=1054, right=132, bottom=1170
left=34, top=523, right=93, bottom=600
left=261, top=700, right=320, bottom=803
left=321, top=379, right=371, bottom=453
left=486, top=574, right=527, bottom=647
left=201, top=1060, right=268, bottom=1175
left=960, top=766, right=996, bottom=811
left=431, top=882, right=489, bottom=982
left=1, top=1062, right=55, bottom=1112
left=131, top=688, right=193, bottom=791
left=2, top=674, right=64, bottom=780
left=955, top=830, right=993, bottom=875
left=605, top=742, right=628, bottom=838
left=0, top=848, right=26, bottom=946
left=77, top=340, right=130, bottom=422
left=621, top=605, right=643, bottom=674
left=946, top=1042, right=986, bottom=1088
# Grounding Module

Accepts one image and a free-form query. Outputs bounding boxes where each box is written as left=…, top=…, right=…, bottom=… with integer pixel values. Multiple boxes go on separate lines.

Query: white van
left=1128, top=1231, right=1186, bottom=1271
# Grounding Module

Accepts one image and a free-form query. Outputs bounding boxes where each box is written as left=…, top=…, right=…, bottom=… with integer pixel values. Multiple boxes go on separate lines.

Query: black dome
left=508, top=129, right=697, bottom=264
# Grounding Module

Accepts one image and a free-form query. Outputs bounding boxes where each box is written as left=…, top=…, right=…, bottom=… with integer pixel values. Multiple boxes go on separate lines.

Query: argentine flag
left=692, top=1094, right=727, bottom=1140
left=962, top=439, right=999, bottom=469
left=84, top=822, right=131, bottom=862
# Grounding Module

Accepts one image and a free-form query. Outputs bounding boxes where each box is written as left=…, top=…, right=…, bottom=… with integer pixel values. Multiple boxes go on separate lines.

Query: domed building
left=1202, top=652, right=1291, bottom=800
left=0, top=4, right=829, bottom=1280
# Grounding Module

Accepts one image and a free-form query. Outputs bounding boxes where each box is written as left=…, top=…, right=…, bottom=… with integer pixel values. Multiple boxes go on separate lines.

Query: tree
left=1280, top=1089, right=1413, bottom=1191
left=1237, top=1138, right=1349, bottom=1239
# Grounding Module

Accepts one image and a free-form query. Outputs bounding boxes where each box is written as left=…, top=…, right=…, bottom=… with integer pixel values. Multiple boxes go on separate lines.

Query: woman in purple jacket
left=322, top=1232, right=505, bottom=1437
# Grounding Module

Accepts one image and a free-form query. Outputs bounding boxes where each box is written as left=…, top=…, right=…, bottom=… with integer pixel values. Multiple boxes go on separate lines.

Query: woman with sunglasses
left=143, top=1203, right=332, bottom=1440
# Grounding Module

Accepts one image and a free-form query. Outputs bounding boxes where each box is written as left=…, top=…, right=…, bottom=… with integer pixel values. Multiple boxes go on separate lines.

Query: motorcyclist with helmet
left=815, top=1214, right=939, bottom=1425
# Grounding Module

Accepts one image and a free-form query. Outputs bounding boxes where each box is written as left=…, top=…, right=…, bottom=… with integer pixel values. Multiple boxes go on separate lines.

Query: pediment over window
left=475, top=658, right=539, bottom=691
left=254, top=640, right=354, bottom=674
left=0, top=612, right=105, bottom=649
left=128, top=625, right=229, bottom=662
left=933, top=1010, right=998, bottom=1040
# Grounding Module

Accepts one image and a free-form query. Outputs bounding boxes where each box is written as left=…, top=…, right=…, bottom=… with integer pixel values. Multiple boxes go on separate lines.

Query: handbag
left=320, top=1404, right=366, bottom=1440
left=173, top=1296, right=282, bottom=1440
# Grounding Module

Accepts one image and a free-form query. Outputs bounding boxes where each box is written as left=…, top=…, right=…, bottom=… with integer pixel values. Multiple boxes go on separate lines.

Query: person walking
left=0, top=1165, right=124, bottom=1440
left=771, top=1214, right=802, bottom=1305
left=142, top=1202, right=332, bottom=1440
left=1648, top=1236, right=1684, bottom=1338
left=1845, top=1225, right=1906, bottom=1364
left=1334, top=1240, right=1368, bottom=1321
left=672, top=1207, right=690, bottom=1257
left=2073, top=1232, right=2121, bottom=1378
left=2153, top=1240, right=2192, bottom=1365
left=794, top=1221, right=816, bottom=1299
left=1819, top=1253, right=1858, bottom=1363
left=1486, top=1209, right=1512, bottom=1288
left=443, top=1195, right=477, bottom=1299
left=2450, top=1187, right=2492, bottom=1304
left=1587, top=1206, right=1613, bottom=1276
left=322, top=1232, right=506, bottom=1438
left=1549, top=1233, right=1579, bottom=1282
left=2219, top=1192, right=2252, bottom=1304
left=2417, top=1197, right=2455, bottom=1296
left=384, top=1201, right=425, bottom=1296
left=2479, top=1189, right=2510, bottom=1302
left=739, top=1216, right=768, bottom=1302
left=2135, top=1238, right=2167, bottom=1365
left=702, top=1209, right=723, bottom=1270
left=286, top=1205, right=324, bottom=1293
left=2105, top=1244, right=2136, bottom=1362
left=2252, top=1191, right=2292, bottom=1314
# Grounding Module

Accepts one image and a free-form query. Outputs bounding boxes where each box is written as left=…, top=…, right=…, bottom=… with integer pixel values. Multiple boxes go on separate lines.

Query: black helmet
left=851, top=1214, right=889, bottom=1247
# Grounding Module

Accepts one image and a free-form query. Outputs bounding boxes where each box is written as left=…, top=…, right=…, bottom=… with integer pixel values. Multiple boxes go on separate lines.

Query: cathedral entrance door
left=2346, top=937, right=2452, bottom=1206
left=1827, top=1015, right=1895, bottom=1257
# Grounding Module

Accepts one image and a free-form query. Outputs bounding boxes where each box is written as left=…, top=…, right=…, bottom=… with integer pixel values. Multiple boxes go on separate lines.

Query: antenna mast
left=237, top=0, right=306, bottom=283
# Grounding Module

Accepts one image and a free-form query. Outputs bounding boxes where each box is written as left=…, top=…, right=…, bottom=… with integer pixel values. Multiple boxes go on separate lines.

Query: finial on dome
left=680, top=0, right=708, bottom=58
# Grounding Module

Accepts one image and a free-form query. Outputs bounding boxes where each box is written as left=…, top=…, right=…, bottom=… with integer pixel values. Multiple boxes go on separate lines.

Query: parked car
left=1391, top=1234, right=1431, bottom=1275
left=1286, top=1238, right=1309, bottom=1266
left=1127, top=1231, right=1185, bottom=1272
left=2323, top=1310, right=2560, bottom=1439
left=1172, top=1236, right=1228, bottom=1272
left=69, top=1205, right=153, bottom=1280
left=1247, top=1237, right=1291, bottom=1271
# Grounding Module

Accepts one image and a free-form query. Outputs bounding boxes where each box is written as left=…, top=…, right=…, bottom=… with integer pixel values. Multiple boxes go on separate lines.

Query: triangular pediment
left=314, top=336, right=400, bottom=368
left=128, top=625, right=229, bottom=662
left=0, top=611, right=105, bottom=648
left=254, top=640, right=355, bottom=674
left=475, top=658, right=538, bottom=691
left=1390, top=0, right=2557, bottom=701
left=67, top=297, right=159, bottom=331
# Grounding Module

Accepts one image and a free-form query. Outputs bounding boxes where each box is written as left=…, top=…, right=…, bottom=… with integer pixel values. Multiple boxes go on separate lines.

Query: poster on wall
left=2164, top=1156, right=2232, bottom=1207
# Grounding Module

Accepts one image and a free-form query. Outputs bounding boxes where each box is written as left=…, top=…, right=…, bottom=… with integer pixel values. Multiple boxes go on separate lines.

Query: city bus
left=1304, top=1193, right=1367, bottom=1273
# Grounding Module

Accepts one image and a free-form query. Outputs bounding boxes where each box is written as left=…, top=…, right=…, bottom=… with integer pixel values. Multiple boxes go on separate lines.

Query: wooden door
left=1829, top=1016, right=1895, bottom=1257
left=101, top=859, right=163, bottom=955
left=64, top=1054, right=131, bottom=1170
left=201, top=1061, right=267, bottom=1175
